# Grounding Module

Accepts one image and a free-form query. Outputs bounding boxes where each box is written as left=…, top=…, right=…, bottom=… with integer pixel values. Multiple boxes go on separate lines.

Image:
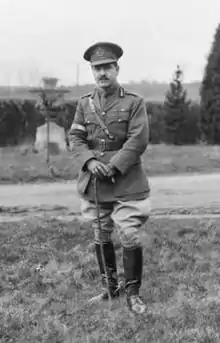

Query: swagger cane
left=94, top=175, right=112, bottom=308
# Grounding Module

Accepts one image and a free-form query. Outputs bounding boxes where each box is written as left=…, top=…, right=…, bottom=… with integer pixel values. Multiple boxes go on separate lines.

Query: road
left=1, top=173, right=220, bottom=218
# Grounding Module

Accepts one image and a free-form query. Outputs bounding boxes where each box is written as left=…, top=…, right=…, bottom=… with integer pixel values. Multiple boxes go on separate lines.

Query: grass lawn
left=1, top=216, right=220, bottom=342
left=1, top=144, right=220, bottom=184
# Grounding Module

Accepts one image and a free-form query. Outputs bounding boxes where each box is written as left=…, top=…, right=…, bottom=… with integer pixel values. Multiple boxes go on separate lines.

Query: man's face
left=91, top=63, right=119, bottom=89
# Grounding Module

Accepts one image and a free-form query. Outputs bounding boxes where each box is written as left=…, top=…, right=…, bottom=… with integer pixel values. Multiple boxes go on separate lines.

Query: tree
left=200, top=23, right=220, bottom=144
left=164, top=65, right=191, bottom=145
left=147, top=102, right=166, bottom=144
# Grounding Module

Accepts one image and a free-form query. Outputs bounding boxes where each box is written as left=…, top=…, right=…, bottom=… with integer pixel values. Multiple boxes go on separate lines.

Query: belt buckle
left=100, top=138, right=106, bottom=152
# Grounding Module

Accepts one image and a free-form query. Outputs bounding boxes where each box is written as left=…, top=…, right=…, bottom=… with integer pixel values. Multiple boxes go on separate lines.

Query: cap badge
left=96, top=47, right=105, bottom=57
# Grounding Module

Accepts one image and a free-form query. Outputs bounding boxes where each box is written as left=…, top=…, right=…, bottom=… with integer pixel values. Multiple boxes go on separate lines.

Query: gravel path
left=1, top=172, right=220, bottom=221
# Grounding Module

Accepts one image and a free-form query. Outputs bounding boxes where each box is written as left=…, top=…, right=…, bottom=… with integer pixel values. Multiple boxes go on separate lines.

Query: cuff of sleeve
left=81, top=151, right=96, bottom=171
left=109, top=155, right=127, bottom=175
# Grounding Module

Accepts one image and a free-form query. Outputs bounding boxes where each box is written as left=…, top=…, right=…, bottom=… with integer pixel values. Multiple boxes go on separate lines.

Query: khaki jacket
left=68, top=86, right=150, bottom=202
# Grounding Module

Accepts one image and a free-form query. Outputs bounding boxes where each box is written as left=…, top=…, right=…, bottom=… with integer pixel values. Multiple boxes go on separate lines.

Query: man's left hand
left=106, top=163, right=117, bottom=177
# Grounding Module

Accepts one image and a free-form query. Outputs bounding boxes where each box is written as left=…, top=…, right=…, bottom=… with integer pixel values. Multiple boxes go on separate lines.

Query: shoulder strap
left=81, top=92, right=92, bottom=99
left=89, top=97, right=115, bottom=140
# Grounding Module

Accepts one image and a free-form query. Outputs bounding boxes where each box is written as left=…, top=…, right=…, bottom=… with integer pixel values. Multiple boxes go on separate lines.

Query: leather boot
left=123, top=246, right=146, bottom=314
left=89, top=242, right=122, bottom=303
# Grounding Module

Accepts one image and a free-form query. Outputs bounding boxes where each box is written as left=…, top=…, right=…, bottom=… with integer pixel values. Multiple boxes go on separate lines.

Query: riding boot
left=90, top=241, right=121, bottom=302
left=123, top=246, right=146, bottom=314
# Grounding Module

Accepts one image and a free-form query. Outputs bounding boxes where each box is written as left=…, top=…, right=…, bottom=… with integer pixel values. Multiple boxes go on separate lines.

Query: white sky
left=0, top=0, right=219, bottom=86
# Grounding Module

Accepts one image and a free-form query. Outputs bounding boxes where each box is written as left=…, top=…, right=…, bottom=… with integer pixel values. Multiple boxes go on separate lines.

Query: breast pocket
left=85, top=113, right=97, bottom=125
left=106, top=109, right=130, bottom=137
left=84, top=113, right=98, bottom=136
left=106, top=109, right=129, bottom=124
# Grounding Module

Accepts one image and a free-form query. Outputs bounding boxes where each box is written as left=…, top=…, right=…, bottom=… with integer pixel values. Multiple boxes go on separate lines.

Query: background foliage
left=2, top=21, right=220, bottom=147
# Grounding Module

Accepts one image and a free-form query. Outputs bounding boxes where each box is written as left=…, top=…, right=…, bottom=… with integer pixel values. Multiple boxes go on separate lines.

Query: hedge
left=0, top=99, right=201, bottom=146
left=0, top=99, right=77, bottom=146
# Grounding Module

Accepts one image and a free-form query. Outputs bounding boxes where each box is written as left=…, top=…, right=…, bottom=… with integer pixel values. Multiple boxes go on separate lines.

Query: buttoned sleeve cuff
left=109, top=156, right=129, bottom=175
left=81, top=151, right=96, bottom=171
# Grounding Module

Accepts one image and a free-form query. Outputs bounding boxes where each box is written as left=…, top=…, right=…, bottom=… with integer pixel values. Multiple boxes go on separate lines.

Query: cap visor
left=90, top=58, right=117, bottom=66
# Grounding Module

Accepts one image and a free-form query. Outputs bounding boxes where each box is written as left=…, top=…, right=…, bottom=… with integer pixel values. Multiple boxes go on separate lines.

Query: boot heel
left=92, top=242, right=121, bottom=301
left=123, top=246, right=146, bottom=314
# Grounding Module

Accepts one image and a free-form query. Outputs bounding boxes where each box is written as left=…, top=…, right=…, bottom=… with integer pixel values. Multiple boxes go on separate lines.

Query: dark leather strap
left=88, top=138, right=124, bottom=151
left=89, top=97, right=115, bottom=140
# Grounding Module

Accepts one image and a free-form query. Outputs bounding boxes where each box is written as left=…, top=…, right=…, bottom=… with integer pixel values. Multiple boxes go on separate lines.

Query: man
left=68, top=41, right=151, bottom=314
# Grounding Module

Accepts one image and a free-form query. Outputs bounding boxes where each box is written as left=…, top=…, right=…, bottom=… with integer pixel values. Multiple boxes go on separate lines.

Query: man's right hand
left=86, top=159, right=109, bottom=179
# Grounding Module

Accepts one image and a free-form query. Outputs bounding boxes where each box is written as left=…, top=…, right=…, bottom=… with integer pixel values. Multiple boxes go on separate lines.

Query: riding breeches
left=80, top=197, right=151, bottom=248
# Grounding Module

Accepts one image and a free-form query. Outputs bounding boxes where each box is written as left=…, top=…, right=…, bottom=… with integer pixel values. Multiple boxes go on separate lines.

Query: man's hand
left=106, top=163, right=117, bottom=177
left=86, top=159, right=109, bottom=179
left=105, top=163, right=118, bottom=183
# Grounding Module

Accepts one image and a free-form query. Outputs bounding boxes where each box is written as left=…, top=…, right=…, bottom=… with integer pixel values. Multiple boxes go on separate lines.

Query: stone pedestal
left=29, top=76, right=70, bottom=158
left=34, top=121, right=66, bottom=154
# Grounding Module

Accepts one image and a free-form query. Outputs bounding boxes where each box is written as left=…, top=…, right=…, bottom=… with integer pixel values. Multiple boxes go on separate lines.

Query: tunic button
left=101, top=112, right=106, bottom=115
left=100, top=152, right=104, bottom=156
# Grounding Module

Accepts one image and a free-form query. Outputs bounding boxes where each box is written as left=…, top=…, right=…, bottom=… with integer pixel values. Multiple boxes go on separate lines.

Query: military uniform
left=68, top=42, right=151, bottom=314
